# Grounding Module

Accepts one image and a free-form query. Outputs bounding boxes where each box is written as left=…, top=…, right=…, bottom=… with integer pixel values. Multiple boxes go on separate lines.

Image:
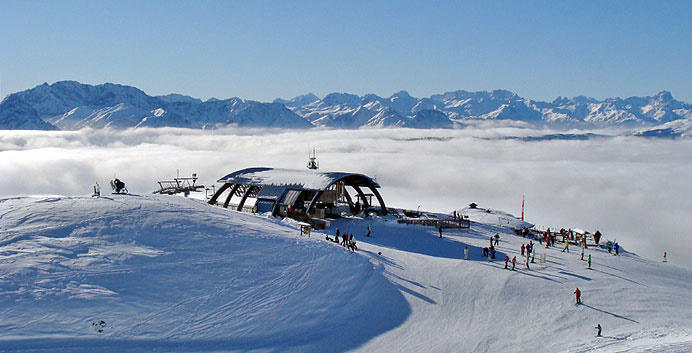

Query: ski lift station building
left=208, top=167, right=388, bottom=222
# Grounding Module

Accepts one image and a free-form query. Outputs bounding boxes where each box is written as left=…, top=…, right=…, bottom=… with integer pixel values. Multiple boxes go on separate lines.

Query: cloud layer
left=1, top=127, right=690, bottom=266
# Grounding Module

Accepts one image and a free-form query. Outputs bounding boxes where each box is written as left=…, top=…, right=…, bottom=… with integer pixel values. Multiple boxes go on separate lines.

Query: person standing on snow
left=581, top=246, right=585, bottom=261
left=464, top=246, right=469, bottom=260
left=511, top=256, right=516, bottom=270
left=614, top=242, right=619, bottom=255
left=521, top=244, right=526, bottom=256
left=562, top=240, right=569, bottom=253
left=366, top=225, right=371, bottom=237
left=574, top=288, right=581, bottom=304
left=494, top=233, right=499, bottom=246
left=439, top=226, right=443, bottom=239
left=526, top=255, right=530, bottom=270
left=595, top=324, right=602, bottom=337
left=588, top=254, right=592, bottom=269
left=504, top=256, right=509, bottom=269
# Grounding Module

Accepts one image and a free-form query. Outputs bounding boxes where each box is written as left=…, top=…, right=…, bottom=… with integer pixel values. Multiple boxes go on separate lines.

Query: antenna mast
left=307, top=147, right=319, bottom=170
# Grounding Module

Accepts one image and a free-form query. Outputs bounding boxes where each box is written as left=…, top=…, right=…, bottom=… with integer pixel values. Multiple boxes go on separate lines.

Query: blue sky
left=1, top=0, right=690, bottom=102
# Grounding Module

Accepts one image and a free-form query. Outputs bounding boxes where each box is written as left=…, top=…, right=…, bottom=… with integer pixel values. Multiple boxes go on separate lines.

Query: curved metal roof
left=216, top=167, right=380, bottom=190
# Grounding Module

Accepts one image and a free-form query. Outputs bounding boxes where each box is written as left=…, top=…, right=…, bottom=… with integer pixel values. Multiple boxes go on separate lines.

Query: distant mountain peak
left=1, top=81, right=689, bottom=131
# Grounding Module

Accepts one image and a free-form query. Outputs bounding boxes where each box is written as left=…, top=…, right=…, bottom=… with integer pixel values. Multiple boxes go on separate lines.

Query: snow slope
left=1, top=195, right=690, bottom=352
left=0, top=195, right=407, bottom=352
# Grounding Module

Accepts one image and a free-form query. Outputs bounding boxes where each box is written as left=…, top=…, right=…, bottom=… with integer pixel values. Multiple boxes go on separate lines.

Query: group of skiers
left=607, top=241, right=620, bottom=255
left=330, top=229, right=357, bottom=252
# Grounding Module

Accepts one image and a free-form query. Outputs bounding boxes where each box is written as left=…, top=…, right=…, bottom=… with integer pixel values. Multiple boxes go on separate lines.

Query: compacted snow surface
left=0, top=195, right=690, bottom=352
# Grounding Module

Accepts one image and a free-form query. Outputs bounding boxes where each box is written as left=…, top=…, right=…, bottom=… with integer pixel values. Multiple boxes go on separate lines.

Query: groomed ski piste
left=0, top=194, right=690, bottom=352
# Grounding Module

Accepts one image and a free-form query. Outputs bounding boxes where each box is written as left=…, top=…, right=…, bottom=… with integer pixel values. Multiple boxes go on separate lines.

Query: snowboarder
left=504, top=256, right=509, bottom=269
left=439, top=226, right=443, bottom=239
left=595, top=324, right=602, bottom=337
left=521, top=244, right=525, bottom=257
left=494, top=233, right=499, bottom=246
left=511, top=256, right=516, bottom=270
left=574, top=288, right=581, bottom=304
left=587, top=254, right=591, bottom=269
left=366, top=225, right=371, bottom=237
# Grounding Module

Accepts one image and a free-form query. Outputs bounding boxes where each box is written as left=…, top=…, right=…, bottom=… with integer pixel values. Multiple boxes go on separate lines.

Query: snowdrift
left=0, top=195, right=408, bottom=352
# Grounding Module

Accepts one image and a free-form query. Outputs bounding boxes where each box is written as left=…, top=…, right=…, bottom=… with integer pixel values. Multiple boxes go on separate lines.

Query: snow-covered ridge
left=1, top=81, right=690, bottom=130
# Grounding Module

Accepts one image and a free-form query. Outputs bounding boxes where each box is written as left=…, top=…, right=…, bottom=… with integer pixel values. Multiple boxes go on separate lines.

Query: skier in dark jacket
left=614, top=242, right=619, bottom=255
left=438, top=226, right=442, bottom=238
left=595, top=324, right=602, bottom=337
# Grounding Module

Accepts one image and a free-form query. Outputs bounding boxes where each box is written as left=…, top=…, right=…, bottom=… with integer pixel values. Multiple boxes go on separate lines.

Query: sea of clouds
left=1, top=126, right=690, bottom=266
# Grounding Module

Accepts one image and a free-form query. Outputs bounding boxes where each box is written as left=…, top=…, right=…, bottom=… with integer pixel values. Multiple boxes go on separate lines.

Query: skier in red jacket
left=574, top=288, right=581, bottom=304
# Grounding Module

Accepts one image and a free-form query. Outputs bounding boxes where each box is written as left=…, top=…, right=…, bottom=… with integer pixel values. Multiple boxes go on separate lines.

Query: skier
left=614, top=242, right=619, bottom=255
left=521, top=244, right=525, bottom=257
left=366, top=225, right=371, bottom=237
left=581, top=247, right=585, bottom=261
left=595, top=324, right=602, bottom=337
left=464, top=246, right=469, bottom=260
left=511, top=256, right=516, bottom=270
left=562, top=240, right=569, bottom=253
left=439, top=226, right=443, bottom=239
left=504, top=256, right=509, bottom=269
left=574, top=288, right=581, bottom=304
left=587, top=254, right=591, bottom=269
left=608, top=242, right=612, bottom=254
left=494, top=233, right=499, bottom=246
left=489, top=236, right=493, bottom=247
left=341, top=232, right=349, bottom=246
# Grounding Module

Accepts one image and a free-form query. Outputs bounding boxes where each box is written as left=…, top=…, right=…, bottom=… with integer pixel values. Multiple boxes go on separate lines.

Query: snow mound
left=0, top=195, right=408, bottom=351
left=461, top=206, right=533, bottom=229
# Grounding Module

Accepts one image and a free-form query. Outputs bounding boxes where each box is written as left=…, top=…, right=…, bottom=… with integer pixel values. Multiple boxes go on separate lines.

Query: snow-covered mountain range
left=1, top=81, right=690, bottom=131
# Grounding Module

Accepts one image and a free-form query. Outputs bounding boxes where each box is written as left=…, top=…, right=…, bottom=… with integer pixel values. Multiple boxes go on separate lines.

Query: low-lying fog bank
left=1, top=126, right=690, bottom=265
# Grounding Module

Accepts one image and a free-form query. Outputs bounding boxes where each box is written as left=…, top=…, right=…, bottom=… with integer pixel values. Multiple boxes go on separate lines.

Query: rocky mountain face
left=1, top=81, right=689, bottom=130
left=0, top=81, right=312, bottom=130
left=277, top=89, right=690, bottom=129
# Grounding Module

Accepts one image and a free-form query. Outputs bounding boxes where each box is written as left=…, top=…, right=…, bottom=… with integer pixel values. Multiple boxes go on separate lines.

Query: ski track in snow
left=0, top=194, right=690, bottom=352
